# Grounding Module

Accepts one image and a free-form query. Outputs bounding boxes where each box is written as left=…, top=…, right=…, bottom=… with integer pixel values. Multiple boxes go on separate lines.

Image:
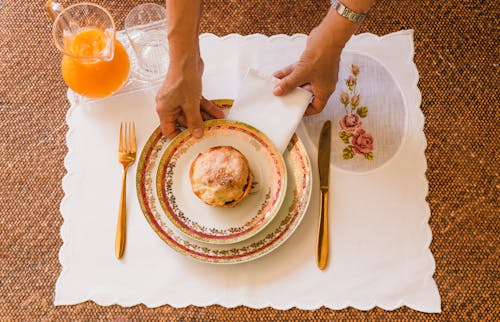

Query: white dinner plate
left=155, top=119, right=287, bottom=244
left=136, top=126, right=312, bottom=264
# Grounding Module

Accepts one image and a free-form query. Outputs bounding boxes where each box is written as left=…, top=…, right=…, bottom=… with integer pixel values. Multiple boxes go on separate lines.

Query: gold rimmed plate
left=155, top=119, right=287, bottom=244
left=136, top=126, right=312, bottom=264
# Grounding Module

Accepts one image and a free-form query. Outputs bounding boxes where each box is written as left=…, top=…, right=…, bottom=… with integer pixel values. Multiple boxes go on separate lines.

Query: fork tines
left=119, top=121, right=136, bottom=154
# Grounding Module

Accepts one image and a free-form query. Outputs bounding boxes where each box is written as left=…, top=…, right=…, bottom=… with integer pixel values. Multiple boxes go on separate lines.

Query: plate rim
left=155, top=119, right=288, bottom=244
left=135, top=128, right=312, bottom=264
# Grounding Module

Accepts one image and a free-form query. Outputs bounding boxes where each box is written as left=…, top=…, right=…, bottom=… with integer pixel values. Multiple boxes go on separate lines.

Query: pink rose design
left=339, top=114, right=362, bottom=133
left=340, top=91, right=350, bottom=105
left=345, top=75, right=356, bottom=89
left=350, top=129, right=374, bottom=154
left=351, top=94, right=360, bottom=107
left=351, top=64, right=360, bottom=75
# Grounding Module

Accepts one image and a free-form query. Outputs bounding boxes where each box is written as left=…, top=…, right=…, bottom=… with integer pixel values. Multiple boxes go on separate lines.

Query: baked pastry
left=190, top=146, right=253, bottom=207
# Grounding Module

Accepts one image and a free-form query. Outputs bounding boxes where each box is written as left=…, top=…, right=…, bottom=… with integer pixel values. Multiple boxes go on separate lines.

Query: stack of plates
left=136, top=115, right=312, bottom=264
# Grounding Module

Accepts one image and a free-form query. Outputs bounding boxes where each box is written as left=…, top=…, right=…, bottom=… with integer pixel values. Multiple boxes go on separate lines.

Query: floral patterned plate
left=155, top=119, right=287, bottom=244
left=136, top=127, right=312, bottom=264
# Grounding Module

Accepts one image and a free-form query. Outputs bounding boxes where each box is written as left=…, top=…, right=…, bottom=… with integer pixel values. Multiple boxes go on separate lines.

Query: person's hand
left=155, top=56, right=224, bottom=138
left=273, top=24, right=342, bottom=116
left=273, top=2, right=371, bottom=115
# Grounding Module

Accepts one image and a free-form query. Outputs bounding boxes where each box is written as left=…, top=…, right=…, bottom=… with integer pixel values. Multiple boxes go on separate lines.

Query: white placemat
left=55, top=30, right=441, bottom=312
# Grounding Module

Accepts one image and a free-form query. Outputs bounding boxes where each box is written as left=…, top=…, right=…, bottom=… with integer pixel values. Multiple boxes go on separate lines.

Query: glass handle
left=45, top=0, right=64, bottom=22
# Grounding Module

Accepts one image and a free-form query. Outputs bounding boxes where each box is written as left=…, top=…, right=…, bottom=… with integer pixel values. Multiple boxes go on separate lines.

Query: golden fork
left=115, top=121, right=136, bottom=259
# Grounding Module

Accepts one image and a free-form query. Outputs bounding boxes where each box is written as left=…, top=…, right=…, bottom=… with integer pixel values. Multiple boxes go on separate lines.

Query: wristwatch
left=330, top=0, right=368, bottom=24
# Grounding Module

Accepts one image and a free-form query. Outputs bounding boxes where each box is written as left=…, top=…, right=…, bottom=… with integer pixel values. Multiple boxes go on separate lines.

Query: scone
left=190, top=146, right=253, bottom=208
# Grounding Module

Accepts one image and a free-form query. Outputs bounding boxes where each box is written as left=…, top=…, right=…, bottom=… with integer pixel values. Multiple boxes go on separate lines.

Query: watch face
left=345, top=10, right=366, bottom=24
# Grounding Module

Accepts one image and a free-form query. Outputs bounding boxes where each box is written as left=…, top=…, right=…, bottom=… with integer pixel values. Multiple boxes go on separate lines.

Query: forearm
left=318, top=0, right=376, bottom=49
left=166, top=0, right=202, bottom=64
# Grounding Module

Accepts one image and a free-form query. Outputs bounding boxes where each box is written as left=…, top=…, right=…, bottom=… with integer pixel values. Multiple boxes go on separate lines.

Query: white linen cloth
left=55, top=30, right=441, bottom=312
left=227, top=68, right=312, bottom=153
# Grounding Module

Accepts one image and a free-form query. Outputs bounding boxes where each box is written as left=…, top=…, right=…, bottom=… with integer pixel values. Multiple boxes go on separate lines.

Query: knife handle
left=316, top=189, right=329, bottom=270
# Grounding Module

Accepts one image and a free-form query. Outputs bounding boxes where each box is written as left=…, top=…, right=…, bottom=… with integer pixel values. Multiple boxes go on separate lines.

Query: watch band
left=330, top=0, right=368, bottom=24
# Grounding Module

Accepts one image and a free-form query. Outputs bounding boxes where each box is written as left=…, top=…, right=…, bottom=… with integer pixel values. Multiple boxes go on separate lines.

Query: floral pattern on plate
left=155, top=120, right=287, bottom=244
left=136, top=127, right=312, bottom=264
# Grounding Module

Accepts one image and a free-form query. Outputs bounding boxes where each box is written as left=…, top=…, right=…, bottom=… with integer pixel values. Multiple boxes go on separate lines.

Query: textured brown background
left=1, top=0, right=498, bottom=320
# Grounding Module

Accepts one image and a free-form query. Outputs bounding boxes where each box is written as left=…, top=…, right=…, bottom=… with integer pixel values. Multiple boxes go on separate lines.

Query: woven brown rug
left=1, top=0, right=498, bottom=320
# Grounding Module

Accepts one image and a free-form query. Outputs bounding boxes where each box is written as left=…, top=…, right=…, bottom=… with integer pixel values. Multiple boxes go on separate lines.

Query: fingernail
left=273, top=85, right=283, bottom=96
left=192, top=128, right=203, bottom=138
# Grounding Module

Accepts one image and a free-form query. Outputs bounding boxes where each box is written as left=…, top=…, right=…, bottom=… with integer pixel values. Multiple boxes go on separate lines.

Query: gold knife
left=316, top=120, right=331, bottom=270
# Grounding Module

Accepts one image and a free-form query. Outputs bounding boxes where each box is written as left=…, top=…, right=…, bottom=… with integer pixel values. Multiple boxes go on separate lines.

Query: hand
left=273, top=22, right=343, bottom=115
left=155, top=56, right=224, bottom=138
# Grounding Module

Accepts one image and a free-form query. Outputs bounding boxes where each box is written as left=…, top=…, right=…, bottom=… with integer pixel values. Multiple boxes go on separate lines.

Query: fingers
left=178, top=108, right=215, bottom=129
left=304, top=95, right=329, bottom=116
left=304, top=104, right=317, bottom=116
left=157, top=98, right=212, bottom=139
left=200, top=97, right=225, bottom=119
left=273, top=67, right=305, bottom=96
left=302, top=84, right=312, bottom=92
left=183, top=100, right=204, bottom=138
left=273, top=64, right=294, bottom=79
left=155, top=95, right=179, bottom=138
left=201, top=110, right=214, bottom=121
left=177, top=113, right=187, bottom=128
left=160, top=113, right=180, bottom=138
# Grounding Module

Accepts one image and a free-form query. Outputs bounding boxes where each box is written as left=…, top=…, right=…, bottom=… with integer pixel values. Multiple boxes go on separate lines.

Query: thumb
left=183, top=100, right=204, bottom=138
left=273, top=69, right=305, bottom=96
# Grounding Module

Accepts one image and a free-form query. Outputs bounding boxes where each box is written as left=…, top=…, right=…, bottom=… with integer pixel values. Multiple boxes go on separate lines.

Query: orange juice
left=62, top=28, right=130, bottom=98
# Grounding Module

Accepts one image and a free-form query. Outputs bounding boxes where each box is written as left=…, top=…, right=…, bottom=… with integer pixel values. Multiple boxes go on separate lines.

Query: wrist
left=167, top=21, right=200, bottom=63
left=167, top=49, right=202, bottom=78
left=319, top=7, right=360, bottom=49
left=166, top=0, right=202, bottom=62
left=168, top=38, right=200, bottom=64
left=169, top=53, right=201, bottom=74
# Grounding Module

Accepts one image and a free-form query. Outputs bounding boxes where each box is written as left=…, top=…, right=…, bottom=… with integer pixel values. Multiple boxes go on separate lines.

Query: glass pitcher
left=46, top=1, right=130, bottom=98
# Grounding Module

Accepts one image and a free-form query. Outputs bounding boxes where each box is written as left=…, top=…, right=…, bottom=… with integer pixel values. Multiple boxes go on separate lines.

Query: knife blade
left=316, top=120, right=331, bottom=270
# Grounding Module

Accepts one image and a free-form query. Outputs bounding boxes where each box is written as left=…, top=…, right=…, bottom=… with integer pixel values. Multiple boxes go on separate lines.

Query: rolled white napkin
left=227, top=68, right=313, bottom=153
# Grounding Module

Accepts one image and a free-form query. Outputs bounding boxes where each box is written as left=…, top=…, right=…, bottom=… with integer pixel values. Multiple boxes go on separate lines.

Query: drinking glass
left=125, top=3, right=169, bottom=81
